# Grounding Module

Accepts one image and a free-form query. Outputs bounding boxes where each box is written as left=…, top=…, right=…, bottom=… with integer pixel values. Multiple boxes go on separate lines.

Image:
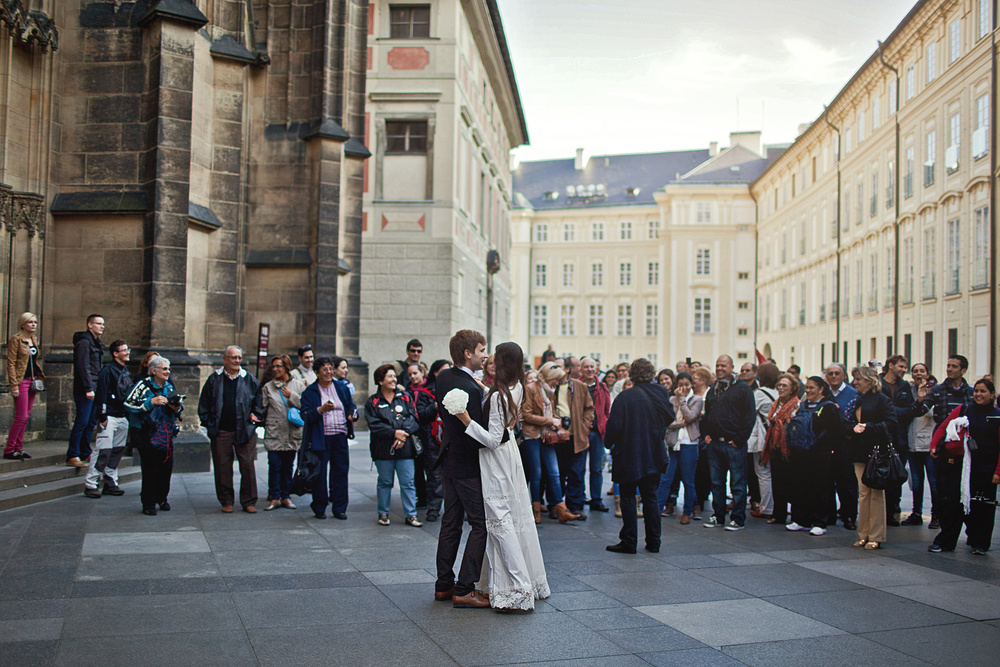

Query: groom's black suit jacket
left=435, top=367, right=485, bottom=480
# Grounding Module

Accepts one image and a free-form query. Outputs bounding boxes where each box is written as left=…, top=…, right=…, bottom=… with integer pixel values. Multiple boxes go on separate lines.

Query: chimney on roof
left=797, top=123, right=811, bottom=138
left=709, top=141, right=719, bottom=157
left=729, top=131, right=762, bottom=157
left=575, top=148, right=585, bottom=170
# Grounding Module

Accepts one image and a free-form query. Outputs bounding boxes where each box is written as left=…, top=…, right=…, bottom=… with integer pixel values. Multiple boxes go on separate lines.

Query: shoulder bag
left=278, top=387, right=304, bottom=427
left=27, top=340, right=44, bottom=393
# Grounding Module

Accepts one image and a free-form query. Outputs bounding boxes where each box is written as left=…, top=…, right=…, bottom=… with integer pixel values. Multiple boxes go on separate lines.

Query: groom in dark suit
left=433, top=329, right=490, bottom=608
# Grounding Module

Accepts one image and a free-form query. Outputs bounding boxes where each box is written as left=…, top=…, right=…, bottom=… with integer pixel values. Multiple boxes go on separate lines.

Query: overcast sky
left=496, top=0, right=918, bottom=162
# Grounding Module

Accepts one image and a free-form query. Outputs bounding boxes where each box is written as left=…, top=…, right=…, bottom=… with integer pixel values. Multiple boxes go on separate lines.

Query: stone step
left=0, top=440, right=77, bottom=473
left=0, top=457, right=136, bottom=492
left=0, top=466, right=141, bottom=512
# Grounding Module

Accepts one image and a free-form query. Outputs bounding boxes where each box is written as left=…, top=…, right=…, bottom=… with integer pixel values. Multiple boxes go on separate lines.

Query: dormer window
left=626, top=187, right=640, bottom=196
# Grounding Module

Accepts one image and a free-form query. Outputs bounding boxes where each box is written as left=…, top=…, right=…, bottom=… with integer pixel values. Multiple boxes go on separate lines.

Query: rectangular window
left=588, top=305, right=604, bottom=336
left=923, top=228, right=936, bottom=299
left=563, top=223, right=575, bottom=242
left=926, top=42, right=937, bottom=83
left=648, top=219, right=660, bottom=239
left=560, top=305, right=575, bottom=336
left=696, top=248, right=711, bottom=275
left=645, top=305, right=658, bottom=336
left=855, top=259, right=863, bottom=314
left=386, top=120, right=428, bottom=154
left=974, top=94, right=990, bottom=158
left=693, top=298, right=712, bottom=333
left=389, top=5, right=431, bottom=39
left=889, top=78, right=897, bottom=111
left=903, top=236, right=914, bottom=303
left=858, top=112, right=865, bottom=143
left=869, top=252, right=878, bottom=312
left=924, top=130, right=936, bottom=187
left=904, top=147, right=914, bottom=198
left=873, top=97, right=880, bottom=130
left=647, top=261, right=659, bottom=286
left=616, top=305, right=632, bottom=337
left=696, top=202, right=711, bottom=223
left=780, top=289, right=788, bottom=329
left=831, top=269, right=838, bottom=318
left=619, top=221, right=633, bottom=240
left=843, top=266, right=850, bottom=318
left=799, top=281, right=806, bottom=325
left=856, top=180, right=863, bottom=225
left=925, top=331, right=934, bottom=372
left=973, top=205, right=990, bottom=288
left=885, top=246, right=895, bottom=309
left=535, top=223, right=548, bottom=242
left=870, top=172, right=878, bottom=217
left=886, top=160, right=895, bottom=208
left=946, top=113, right=960, bottom=173
left=950, top=18, right=962, bottom=63
left=820, top=273, right=827, bottom=321
left=738, top=271, right=750, bottom=280
left=738, top=327, right=749, bottom=336
left=591, top=262, right=604, bottom=287
left=592, top=221, right=604, bottom=241
left=531, top=305, right=547, bottom=336
left=906, top=65, right=915, bottom=101
left=845, top=126, right=852, bottom=154
left=619, top=262, right=632, bottom=287
left=534, top=263, right=547, bottom=288
left=946, top=218, right=960, bottom=294
left=562, top=263, right=575, bottom=287
left=799, top=219, right=807, bottom=255
left=980, top=0, right=991, bottom=39
left=843, top=192, right=851, bottom=229
left=738, top=301, right=750, bottom=310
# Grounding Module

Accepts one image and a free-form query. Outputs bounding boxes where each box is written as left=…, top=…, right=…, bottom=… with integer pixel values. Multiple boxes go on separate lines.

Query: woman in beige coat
left=5, top=312, right=43, bottom=459
left=256, top=354, right=306, bottom=510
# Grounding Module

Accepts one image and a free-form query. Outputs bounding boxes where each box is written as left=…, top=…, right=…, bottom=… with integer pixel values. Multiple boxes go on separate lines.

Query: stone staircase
left=0, top=440, right=140, bottom=511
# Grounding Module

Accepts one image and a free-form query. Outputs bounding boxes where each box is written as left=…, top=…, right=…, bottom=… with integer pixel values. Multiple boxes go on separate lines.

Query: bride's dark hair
left=484, top=342, right=525, bottom=429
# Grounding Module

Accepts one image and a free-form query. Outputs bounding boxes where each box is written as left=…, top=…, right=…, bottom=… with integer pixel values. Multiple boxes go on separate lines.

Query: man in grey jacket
left=198, top=346, right=262, bottom=513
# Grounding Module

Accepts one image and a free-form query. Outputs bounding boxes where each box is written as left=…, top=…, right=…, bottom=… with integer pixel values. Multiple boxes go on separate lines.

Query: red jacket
left=588, top=379, right=610, bottom=438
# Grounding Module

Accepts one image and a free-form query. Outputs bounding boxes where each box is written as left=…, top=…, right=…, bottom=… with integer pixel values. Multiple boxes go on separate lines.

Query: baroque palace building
left=359, top=0, right=526, bottom=367
left=753, top=0, right=998, bottom=378
left=511, top=134, right=784, bottom=368
left=0, top=0, right=370, bottom=445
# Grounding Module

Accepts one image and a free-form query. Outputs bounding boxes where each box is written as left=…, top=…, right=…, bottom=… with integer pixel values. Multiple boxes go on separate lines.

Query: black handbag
left=861, top=442, right=908, bottom=490
left=290, top=448, right=322, bottom=496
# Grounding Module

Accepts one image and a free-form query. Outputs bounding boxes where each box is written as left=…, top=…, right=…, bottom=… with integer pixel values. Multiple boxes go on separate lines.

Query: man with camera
left=83, top=339, right=133, bottom=499
left=554, top=364, right=596, bottom=517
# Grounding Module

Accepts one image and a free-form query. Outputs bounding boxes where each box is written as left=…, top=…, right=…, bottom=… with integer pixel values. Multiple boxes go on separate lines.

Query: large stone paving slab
left=860, top=622, right=1000, bottom=667
left=763, top=588, right=967, bottom=632
left=881, top=580, right=1000, bottom=621
left=636, top=598, right=844, bottom=647
left=575, top=570, right=751, bottom=606
left=720, top=634, right=929, bottom=666
left=81, top=531, right=210, bottom=555
left=693, top=562, right=864, bottom=596
left=54, top=630, right=258, bottom=667
left=231, top=585, right=405, bottom=628
left=61, top=593, right=243, bottom=637
left=796, top=555, right=969, bottom=589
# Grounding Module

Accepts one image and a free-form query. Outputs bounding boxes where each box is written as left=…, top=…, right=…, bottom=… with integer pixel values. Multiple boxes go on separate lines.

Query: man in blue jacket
left=880, top=355, right=916, bottom=525
left=825, top=363, right=859, bottom=530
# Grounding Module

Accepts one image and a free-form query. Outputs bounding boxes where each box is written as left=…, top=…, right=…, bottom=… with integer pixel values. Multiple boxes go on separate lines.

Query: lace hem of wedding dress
left=485, top=513, right=535, bottom=536
left=487, top=578, right=551, bottom=610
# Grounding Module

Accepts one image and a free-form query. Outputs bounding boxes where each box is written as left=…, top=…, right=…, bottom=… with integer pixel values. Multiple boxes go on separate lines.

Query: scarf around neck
left=763, top=395, right=799, bottom=463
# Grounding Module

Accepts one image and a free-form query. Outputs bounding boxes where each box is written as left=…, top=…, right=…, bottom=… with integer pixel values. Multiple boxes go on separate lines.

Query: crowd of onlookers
left=5, top=313, right=999, bottom=557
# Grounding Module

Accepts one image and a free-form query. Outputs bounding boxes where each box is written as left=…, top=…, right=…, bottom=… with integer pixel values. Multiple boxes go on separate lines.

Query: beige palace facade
left=360, top=0, right=527, bottom=366
left=512, top=135, right=778, bottom=368
left=753, top=0, right=998, bottom=379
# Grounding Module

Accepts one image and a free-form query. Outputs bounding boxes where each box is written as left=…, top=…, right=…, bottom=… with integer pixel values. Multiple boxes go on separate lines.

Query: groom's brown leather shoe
left=434, top=587, right=454, bottom=602
left=452, top=591, right=490, bottom=608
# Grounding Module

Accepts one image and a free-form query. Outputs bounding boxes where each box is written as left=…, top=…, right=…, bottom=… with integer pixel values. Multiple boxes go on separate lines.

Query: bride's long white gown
left=464, top=383, right=550, bottom=610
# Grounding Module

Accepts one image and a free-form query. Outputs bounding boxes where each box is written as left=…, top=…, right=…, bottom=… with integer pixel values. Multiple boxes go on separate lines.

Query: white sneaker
left=809, top=526, right=828, bottom=536
left=703, top=516, right=720, bottom=528
left=786, top=522, right=808, bottom=531
left=724, top=521, right=744, bottom=531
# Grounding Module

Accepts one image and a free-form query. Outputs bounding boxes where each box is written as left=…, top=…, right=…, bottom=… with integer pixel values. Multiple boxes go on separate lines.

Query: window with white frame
left=591, top=262, right=604, bottom=287
left=843, top=191, right=851, bottom=228
left=845, top=126, right=852, bottom=154
left=886, top=160, right=895, bottom=208
left=647, top=219, right=660, bottom=239
left=885, top=245, right=895, bottom=308
left=856, top=179, right=863, bottom=224
left=950, top=18, right=961, bottom=63
left=534, top=263, right=547, bottom=288
left=531, top=305, right=547, bottom=336
left=858, top=111, right=865, bottom=143
left=560, top=305, right=575, bottom=336
left=980, top=0, right=991, bottom=40
left=619, top=262, right=632, bottom=286
left=903, top=236, right=914, bottom=303
left=973, top=205, right=990, bottom=288
left=831, top=269, right=838, bottom=317
left=974, top=94, right=989, bottom=158
left=696, top=202, right=712, bottom=223
left=946, top=113, right=961, bottom=173
left=645, top=304, right=658, bottom=336
left=946, top=218, right=960, bottom=294
left=647, top=353, right=658, bottom=366
left=619, top=221, right=633, bottom=240
left=695, top=248, right=711, bottom=275
left=592, top=221, right=604, bottom=241
left=588, top=304, right=604, bottom=336
left=905, top=146, right=914, bottom=197
left=693, top=297, right=712, bottom=333
left=889, top=78, right=897, bottom=111
left=855, top=259, right=863, bottom=314
left=906, top=65, right=915, bottom=101
left=647, top=261, right=659, bottom=286
left=562, top=262, right=575, bottom=287
left=799, top=219, right=807, bottom=255
left=869, top=252, right=878, bottom=311
left=926, top=41, right=937, bottom=83
left=820, top=273, right=827, bottom=321
left=922, top=227, right=936, bottom=299
left=873, top=96, right=880, bottom=130
left=535, top=223, right=548, bottom=242
left=389, top=5, right=431, bottom=38
left=871, top=171, right=878, bottom=216
left=617, top=353, right=630, bottom=363
left=616, top=305, right=632, bottom=336
left=925, top=130, right=936, bottom=186
left=563, top=223, right=575, bottom=242
left=780, top=288, right=787, bottom=328
left=799, top=281, right=807, bottom=324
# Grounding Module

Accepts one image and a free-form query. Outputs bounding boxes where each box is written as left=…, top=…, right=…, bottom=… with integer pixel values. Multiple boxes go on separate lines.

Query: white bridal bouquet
left=442, top=388, right=469, bottom=415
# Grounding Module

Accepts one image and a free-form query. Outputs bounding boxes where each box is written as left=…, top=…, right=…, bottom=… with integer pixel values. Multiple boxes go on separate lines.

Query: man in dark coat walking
left=605, top=358, right=674, bottom=554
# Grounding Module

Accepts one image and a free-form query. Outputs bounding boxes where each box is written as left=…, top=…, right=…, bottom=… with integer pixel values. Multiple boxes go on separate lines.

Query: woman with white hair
left=125, top=355, right=181, bottom=516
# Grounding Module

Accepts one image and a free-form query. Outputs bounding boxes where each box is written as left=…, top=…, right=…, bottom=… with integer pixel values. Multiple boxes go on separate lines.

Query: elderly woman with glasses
left=256, top=354, right=306, bottom=510
left=125, top=356, right=181, bottom=516
left=302, top=356, right=358, bottom=520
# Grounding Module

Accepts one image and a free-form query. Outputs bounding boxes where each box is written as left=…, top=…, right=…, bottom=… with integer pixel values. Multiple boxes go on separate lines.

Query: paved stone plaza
left=1, top=434, right=999, bottom=666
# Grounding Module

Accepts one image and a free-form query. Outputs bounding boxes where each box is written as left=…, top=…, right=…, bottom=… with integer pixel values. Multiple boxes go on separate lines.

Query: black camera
left=560, top=416, right=571, bottom=429
left=167, top=393, right=186, bottom=418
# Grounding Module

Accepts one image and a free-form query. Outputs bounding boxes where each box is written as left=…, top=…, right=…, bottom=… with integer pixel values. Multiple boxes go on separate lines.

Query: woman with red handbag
left=928, top=378, right=1000, bottom=555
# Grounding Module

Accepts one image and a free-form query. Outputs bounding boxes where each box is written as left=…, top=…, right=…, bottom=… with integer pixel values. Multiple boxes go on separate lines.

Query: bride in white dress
left=457, top=342, right=549, bottom=612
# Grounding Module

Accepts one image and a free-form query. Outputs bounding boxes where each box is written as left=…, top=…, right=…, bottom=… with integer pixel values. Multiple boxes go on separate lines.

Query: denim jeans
left=521, top=438, right=563, bottom=504
left=707, top=439, right=748, bottom=525
left=557, top=445, right=588, bottom=511
left=267, top=450, right=296, bottom=500
left=587, top=431, right=606, bottom=505
left=374, top=458, right=417, bottom=517
left=68, top=395, right=96, bottom=461
left=310, top=433, right=350, bottom=515
left=659, top=444, right=699, bottom=515
left=907, top=451, right=938, bottom=517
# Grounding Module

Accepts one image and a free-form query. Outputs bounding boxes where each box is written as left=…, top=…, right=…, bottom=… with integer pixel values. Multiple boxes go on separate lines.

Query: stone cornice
left=0, top=0, right=58, bottom=52
left=138, top=0, right=209, bottom=29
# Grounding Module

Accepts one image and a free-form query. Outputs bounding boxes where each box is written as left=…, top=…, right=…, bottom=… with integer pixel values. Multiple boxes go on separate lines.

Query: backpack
left=786, top=402, right=820, bottom=451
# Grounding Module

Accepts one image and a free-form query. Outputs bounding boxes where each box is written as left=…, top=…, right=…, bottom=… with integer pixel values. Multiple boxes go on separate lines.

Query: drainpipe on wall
left=750, top=189, right=759, bottom=356
left=824, top=107, right=842, bottom=363
left=990, top=1, right=998, bottom=377
left=878, top=40, right=901, bottom=355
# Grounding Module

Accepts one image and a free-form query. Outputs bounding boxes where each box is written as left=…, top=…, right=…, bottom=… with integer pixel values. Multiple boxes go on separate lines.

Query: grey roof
left=513, top=150, right=710, bottom=210
left=670, top=146, right=788, bottom=185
